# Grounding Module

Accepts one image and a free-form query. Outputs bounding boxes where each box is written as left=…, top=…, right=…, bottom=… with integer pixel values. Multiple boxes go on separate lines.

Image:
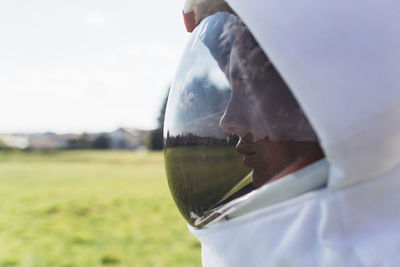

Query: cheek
left=243, top=85, right=271, bottom=138
left=245, top=102, right=273, bottom=141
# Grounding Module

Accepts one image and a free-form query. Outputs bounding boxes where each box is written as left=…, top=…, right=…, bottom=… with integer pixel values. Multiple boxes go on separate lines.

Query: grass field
left=0, top=150, right=201, bottom=267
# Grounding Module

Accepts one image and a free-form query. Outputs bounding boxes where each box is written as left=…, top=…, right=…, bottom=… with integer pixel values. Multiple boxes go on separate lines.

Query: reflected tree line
left=164, top=131, right=239, bottom=147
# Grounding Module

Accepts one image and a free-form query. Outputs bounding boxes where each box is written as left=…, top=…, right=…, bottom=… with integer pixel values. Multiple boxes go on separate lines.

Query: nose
left=219, top=98, right=249, bottom=137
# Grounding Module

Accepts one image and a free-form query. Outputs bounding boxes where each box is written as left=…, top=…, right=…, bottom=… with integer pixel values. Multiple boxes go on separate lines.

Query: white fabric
left=207, top=159, right=329, bottom=226
left=189, top=0, right=400, bottom=266
left=191, top=167, right=400, bottom=266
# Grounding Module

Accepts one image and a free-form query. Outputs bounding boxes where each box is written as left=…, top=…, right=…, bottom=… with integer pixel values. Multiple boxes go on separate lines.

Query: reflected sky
left=164, top=34, right=231, bottom=139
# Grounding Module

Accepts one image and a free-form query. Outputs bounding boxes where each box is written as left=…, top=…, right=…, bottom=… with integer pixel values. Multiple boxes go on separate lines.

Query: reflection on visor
left=164, top=12, right=322, bottom=227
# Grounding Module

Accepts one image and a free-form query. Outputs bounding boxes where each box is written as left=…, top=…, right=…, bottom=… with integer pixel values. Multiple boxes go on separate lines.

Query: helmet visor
left=164, top=12, right=320, bottom=227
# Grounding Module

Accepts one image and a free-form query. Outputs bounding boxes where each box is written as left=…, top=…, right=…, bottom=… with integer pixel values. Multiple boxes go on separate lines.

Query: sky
left=0, top=0, right=189, bottom=133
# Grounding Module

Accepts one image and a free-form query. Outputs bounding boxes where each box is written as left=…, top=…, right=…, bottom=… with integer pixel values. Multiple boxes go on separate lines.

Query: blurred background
left=0, top=0, right=201, bottom=266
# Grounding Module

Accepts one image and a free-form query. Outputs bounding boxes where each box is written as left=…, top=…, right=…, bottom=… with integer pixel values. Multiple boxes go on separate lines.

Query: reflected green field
left=164, top=146, right=251, bottom=225
left=0, top=150, right=200, bottom=267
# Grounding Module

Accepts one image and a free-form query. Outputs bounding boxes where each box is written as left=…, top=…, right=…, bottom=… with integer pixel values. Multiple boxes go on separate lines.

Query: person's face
left=219, top=30, right=318, bottom=188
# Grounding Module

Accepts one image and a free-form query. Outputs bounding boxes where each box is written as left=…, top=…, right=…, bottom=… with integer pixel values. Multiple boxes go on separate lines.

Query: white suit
left=189, top=0, right=400, bottom=266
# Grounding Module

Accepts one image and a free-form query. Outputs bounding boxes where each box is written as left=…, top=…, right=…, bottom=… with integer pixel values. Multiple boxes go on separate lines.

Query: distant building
left=108, top=128, right=146, bottom=149
left=27, top=133, right=80, bottom=150
left=0, top=128, right=148, bottom=150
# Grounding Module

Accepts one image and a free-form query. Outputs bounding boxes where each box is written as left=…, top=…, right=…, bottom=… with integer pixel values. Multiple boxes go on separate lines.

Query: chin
left=252, top=169, right=272, bottom=188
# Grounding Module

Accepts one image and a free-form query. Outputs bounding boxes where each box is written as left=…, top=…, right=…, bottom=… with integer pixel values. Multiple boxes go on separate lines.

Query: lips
left=236, top=139, right=258, bottom=167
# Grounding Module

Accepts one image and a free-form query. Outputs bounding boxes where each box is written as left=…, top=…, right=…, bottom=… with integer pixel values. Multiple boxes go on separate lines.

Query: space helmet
left=164, top=2, right=323, bottom=227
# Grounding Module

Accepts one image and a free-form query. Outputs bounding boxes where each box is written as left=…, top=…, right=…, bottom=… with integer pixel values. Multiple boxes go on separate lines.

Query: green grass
left=0, top=150, right=201, bottom=267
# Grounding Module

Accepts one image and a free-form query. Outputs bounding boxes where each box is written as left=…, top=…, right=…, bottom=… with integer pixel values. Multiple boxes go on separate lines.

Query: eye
left=230, top=66, right=241, bottom=81
left=230, top=66, right=256, bottom=105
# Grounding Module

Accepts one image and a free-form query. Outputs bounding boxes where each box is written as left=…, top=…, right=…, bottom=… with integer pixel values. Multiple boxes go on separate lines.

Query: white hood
left=190, top=0, right=400, bottom=266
